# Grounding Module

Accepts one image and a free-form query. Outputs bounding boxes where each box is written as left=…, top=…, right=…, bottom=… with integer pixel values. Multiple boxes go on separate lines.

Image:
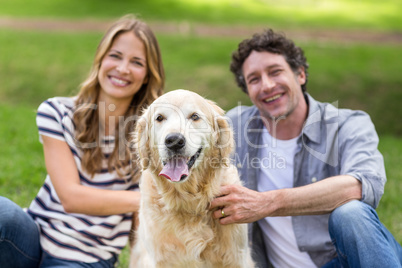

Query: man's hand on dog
left=210, top=184, right=275, bottom=225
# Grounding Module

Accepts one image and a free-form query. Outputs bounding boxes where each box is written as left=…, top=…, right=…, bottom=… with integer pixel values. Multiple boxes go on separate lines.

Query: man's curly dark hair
left=230, top=29, right=309, bottom=94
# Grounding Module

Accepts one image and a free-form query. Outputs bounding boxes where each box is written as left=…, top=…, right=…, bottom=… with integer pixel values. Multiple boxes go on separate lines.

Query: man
left=210, top=29, right=402, bottom=267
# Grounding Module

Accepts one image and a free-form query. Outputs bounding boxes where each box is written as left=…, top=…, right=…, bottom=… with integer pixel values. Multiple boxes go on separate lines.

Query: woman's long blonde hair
left=73, top=14, right=164, bottom=177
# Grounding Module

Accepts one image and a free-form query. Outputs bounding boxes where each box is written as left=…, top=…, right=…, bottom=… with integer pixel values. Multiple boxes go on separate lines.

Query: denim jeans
left=0, top=197, right=117, bottom=268
left=0, top=196, right=41, bottom=268
left=322, top=200, right=402, bottom=268
left=40, top=251, right=118, bottom=268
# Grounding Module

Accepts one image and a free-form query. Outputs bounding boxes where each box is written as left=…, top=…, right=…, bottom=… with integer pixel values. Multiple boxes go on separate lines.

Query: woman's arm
left=42, top=135, right=140, bottom=216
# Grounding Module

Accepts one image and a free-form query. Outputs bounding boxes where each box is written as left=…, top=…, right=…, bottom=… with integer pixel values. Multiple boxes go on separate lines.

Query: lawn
left=0, top=0, right=401, bottom=266
left=1, top=30, right=401, bottom=135
left=0, top=0, right=401, bottom=31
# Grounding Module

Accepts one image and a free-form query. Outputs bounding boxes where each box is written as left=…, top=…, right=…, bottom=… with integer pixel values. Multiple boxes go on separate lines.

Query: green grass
left=0, top=103, right=400, bottom=267
left=377, top=136, right=402, bottom=242
left=0, top=0, right=401, bottom=31
left=1, top=29, right=401, bottom=135
left=0, top=105, right=45, bottom=207
left=304, top=42, right=402, bottom=136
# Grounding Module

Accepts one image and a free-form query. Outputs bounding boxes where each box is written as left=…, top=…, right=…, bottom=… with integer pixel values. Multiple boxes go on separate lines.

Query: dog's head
left=133, top=89, right=233, bottom=184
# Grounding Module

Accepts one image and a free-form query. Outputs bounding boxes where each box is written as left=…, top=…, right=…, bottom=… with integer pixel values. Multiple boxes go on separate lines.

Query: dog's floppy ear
left=208, top=100, right=234, bottom=166
left=133, top=107, right=151, bottom=170
left=215, top=116, right=234, bottom=165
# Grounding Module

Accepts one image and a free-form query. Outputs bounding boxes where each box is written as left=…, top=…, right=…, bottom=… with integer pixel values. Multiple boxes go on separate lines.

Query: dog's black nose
left=165, top=133, right=186, bottom=151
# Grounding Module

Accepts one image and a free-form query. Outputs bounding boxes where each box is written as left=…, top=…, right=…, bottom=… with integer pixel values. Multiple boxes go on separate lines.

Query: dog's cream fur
left=130, top=90, right=254, bottom=267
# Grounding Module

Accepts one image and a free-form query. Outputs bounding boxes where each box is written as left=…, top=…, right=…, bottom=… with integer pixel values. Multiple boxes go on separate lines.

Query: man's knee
left=330, top=200, right=376, bottom=222
left=328, top=200, right=378, bottom=239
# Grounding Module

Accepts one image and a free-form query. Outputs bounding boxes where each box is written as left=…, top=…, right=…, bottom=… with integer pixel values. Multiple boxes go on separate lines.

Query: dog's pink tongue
left=159, top=158, right=188, bottom=182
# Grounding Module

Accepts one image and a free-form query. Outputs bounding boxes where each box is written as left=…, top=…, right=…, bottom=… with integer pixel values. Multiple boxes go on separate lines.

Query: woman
left=0, top=14, right=164, bottom=267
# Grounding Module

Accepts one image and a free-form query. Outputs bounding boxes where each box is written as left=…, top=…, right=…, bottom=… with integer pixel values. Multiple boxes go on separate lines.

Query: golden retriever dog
left=130, top=89, right=254, bottom=267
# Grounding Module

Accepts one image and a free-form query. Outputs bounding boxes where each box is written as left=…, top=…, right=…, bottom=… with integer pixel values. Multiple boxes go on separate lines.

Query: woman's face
left=98, top=31, right=148, bottom=104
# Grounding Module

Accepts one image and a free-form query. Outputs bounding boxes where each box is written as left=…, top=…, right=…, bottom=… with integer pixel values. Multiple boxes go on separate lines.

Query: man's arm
left=210, top=175, right=361, bottom=225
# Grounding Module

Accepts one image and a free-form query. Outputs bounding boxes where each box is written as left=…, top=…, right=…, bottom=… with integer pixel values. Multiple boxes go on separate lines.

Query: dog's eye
left=155, top=114, right=164, bottom=122
left=190, top=113, right=200, bottom=121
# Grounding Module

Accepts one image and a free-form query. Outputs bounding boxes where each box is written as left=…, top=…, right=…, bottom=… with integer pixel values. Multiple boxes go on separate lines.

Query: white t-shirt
left=257, top=128, right=317, bottom=268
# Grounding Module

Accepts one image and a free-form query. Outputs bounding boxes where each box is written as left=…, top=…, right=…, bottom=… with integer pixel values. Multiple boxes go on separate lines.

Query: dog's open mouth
left=159, top=148, right=202, bottom=182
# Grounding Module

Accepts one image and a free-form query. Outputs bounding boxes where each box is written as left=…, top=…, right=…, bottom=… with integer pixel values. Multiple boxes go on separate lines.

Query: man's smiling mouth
left=263, top=93, right=283, bottom=103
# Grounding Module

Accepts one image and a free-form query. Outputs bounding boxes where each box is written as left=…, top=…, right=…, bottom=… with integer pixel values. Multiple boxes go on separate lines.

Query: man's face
left=242, top=50, right=306, bottom=122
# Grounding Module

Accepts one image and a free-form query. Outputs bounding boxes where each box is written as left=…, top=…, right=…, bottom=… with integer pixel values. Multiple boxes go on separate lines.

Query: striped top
left=27, top=97, right=138, bottom=262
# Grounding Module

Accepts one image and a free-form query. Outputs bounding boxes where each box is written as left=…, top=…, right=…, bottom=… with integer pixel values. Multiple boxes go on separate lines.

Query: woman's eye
left=131, top=60, right=144, bottom=67
left=156, top=115, right=164, bottom=122
left=190, top=113, right=200, bottom=121
left=109, top=53, right=120, bottom=59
